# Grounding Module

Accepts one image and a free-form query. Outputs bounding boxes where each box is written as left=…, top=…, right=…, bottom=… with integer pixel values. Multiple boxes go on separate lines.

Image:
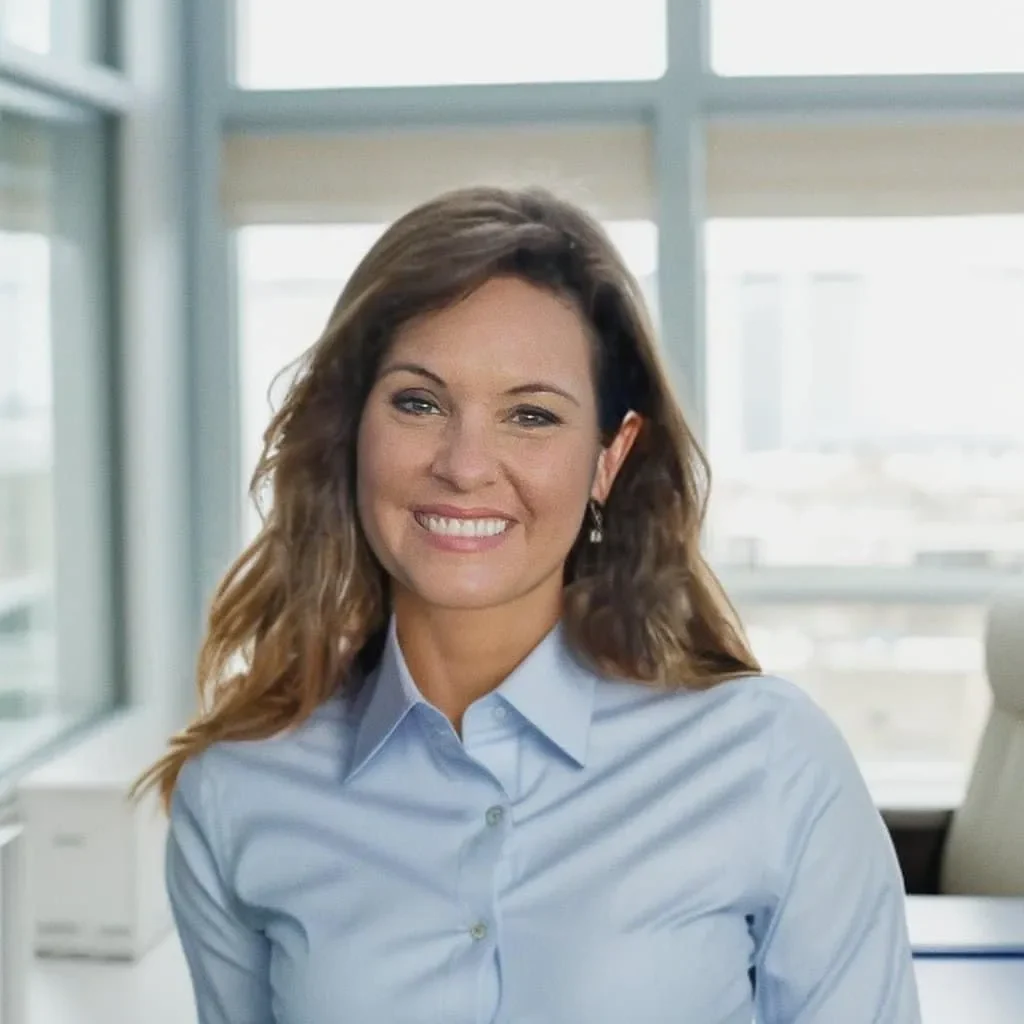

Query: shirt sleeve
left=166, top=753, right=274, bottom=1024
left=751, top=687, right=922, bottom=1024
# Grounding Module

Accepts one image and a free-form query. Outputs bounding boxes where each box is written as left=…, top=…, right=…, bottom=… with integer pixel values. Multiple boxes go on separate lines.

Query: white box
left=17, top=712, right=173, bottom=961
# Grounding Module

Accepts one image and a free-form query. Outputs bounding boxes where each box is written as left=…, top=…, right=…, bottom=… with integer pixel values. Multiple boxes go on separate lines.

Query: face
left=356, top=275, right=640, bottom=615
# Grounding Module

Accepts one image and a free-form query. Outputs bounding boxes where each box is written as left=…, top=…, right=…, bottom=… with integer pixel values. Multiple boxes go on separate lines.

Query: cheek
left=518, top=441, right=597, bottom=522
left=355, top=413, right=399, bottom=539
left=357, top=410, right=421, bottom=506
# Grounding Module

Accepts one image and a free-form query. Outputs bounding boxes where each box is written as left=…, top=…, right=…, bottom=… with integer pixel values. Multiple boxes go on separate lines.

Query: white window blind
left=707, top=121, right=1024, bottom=217
left=223, top=120, right=1024, bottom=223
left=221, top=125, right=654, bottom=225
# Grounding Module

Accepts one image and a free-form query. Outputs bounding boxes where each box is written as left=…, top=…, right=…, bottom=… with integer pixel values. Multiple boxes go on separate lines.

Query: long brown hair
left=132, top=186, right=759, bottom=811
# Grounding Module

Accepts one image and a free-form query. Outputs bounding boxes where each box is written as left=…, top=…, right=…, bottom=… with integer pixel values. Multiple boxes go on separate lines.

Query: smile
left=413, top=513, right=512, bottom=538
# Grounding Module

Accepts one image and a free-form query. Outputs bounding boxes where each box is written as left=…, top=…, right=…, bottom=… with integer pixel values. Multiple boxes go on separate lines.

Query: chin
left=411, top=584, right=517, bottom=611
left=401, top=571, right=527, bottom=612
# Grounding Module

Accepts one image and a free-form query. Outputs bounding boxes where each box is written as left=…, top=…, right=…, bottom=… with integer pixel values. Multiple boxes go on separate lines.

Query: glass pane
left=712, top=0, right=1024, bottom=76
left=237, top=220, right=658, bottom=540
left=706, top=217, right=1024, bottom=570
left=740, top=602, right=989, bottom=778
left=2, top=0, right=107, bottom=63
left=234, top=0, right=665, bottom=88
left=0, top=99, right=110, bottom=770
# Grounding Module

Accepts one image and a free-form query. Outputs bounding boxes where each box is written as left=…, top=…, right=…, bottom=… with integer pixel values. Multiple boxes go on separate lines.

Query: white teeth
left=417, top=514, right=510, bottom=538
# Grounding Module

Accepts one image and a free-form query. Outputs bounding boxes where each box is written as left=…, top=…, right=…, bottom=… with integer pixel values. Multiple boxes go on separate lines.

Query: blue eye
left=392, top=393, right=439, bottom=416
left=512, top=407, right=561, bottom=428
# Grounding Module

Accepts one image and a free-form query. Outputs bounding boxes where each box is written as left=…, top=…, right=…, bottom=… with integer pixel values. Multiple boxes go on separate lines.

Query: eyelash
left=390, top=393, right=562, bottom=428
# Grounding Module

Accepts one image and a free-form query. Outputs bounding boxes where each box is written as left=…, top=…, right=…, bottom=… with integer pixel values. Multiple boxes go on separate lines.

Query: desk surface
left=907, top=896, right=1024, bottom=956
left=914, top=957, right=1024, bottom=1024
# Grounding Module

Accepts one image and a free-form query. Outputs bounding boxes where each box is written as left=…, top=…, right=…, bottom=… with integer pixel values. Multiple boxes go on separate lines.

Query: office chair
left=940, top=586, right=1024, bottom=895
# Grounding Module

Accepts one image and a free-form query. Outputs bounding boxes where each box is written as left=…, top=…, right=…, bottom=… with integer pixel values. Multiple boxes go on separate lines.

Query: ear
left=591, top=411, right=643, bottom=504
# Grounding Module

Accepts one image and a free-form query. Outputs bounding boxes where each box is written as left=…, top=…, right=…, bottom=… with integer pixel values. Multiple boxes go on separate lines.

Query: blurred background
left=2, top=0, right=1024, bottom=1017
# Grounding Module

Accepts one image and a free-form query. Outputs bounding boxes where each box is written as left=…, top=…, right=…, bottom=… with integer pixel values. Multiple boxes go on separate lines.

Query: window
left=705, top=217, right=1024, bottom=776
left=706, top=217, right=1024, bottom=570
left=0, top=125, right=58, bottom=738
left=1, top=0, right=108, bottom=63
left=233, top=0, right=666, bottom=88
left=0, top=97, right=115, bottom=773
left=711, top=0, right=1024, bottom=76
left=237, top=220, right=657, bottom=542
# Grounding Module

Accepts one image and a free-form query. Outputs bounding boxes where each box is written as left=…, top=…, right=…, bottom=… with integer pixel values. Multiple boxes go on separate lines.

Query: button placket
left=454, top=702, right=512, bottom=985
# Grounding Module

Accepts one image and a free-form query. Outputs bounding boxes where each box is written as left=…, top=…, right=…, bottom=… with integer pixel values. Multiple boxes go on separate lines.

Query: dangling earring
left=588, top=498, right=604, bottom=544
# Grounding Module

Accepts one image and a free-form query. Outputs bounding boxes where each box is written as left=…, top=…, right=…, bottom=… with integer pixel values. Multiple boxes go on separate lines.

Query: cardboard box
left=17, top=713, right=173, bottom=960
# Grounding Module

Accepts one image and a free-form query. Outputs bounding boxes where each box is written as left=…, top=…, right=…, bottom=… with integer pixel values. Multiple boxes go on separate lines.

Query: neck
left=391, top=588, right=561, bottom=734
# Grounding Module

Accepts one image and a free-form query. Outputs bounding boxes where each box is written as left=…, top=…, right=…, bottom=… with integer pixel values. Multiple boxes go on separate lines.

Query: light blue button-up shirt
left=167, top=618, right=921, bottom=1023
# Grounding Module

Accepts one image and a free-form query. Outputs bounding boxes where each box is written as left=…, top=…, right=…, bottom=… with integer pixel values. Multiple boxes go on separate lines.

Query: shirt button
left=469, top=921, right=488, bottom=941
left=485, top=806, right=505, bottom=827
left=492, top=705, right=508, bottom=721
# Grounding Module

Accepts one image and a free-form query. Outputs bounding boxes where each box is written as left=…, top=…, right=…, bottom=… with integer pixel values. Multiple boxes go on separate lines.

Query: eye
left=510, top=406, right=562, bottom=428
left=391, top=392, right=441, bottom=416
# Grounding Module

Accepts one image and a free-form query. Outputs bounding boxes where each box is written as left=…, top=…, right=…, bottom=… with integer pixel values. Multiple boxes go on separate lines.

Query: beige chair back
left=941, top=588, right=1024, bottom=894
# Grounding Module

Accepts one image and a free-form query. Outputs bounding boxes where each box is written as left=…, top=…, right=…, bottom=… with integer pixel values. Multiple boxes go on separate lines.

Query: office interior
left=1, top=1, right=1023, bottom=1022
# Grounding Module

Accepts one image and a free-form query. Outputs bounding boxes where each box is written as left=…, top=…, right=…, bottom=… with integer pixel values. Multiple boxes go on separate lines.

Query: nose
left=430, top=413, right=499, bottom=492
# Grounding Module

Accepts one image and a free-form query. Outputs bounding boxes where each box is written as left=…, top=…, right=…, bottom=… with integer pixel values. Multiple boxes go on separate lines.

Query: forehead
left=384, top=276, right=596, bottom=388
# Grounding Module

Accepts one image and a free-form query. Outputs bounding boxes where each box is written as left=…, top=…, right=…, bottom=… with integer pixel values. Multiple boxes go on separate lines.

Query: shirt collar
left=345, top=615, right=598, bottom=781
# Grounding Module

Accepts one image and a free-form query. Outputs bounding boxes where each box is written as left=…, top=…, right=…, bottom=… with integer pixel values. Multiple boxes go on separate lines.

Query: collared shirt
left=167, top=618, right=921, bottom=1024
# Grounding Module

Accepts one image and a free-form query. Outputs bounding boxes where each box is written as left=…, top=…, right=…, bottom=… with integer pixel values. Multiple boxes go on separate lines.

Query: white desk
left=907, top=896, right=1024, bottom=956
left=914, top=957, right=1024, bottom=1024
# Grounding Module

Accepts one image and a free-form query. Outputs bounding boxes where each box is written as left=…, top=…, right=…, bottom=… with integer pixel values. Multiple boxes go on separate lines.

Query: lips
left=413, top=504, right=515, bottom=521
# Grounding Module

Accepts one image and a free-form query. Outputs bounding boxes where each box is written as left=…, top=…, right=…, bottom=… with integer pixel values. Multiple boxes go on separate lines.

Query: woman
left=134, top=186, right=921, bottom=1023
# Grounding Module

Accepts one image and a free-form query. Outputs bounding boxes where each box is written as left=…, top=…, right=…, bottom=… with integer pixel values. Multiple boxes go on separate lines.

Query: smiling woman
left=367, top=285, right=628, bottom=579
left=134, top=186, right=921, bottom=1024
left=356, top=276, right=642, bottom=723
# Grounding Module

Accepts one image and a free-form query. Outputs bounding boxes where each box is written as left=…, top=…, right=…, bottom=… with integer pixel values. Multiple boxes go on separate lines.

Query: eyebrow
left=378, top=362, right=581, bottom=407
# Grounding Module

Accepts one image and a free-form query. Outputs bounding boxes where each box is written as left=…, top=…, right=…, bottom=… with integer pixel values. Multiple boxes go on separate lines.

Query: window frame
left=0, top=78, right=120, bottom=775
left=0, top=0, right=202, bottom=778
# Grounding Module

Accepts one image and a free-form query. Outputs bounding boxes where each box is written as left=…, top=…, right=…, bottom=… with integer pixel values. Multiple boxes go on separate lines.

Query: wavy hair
left=132, top=185, right=760, bottom=810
